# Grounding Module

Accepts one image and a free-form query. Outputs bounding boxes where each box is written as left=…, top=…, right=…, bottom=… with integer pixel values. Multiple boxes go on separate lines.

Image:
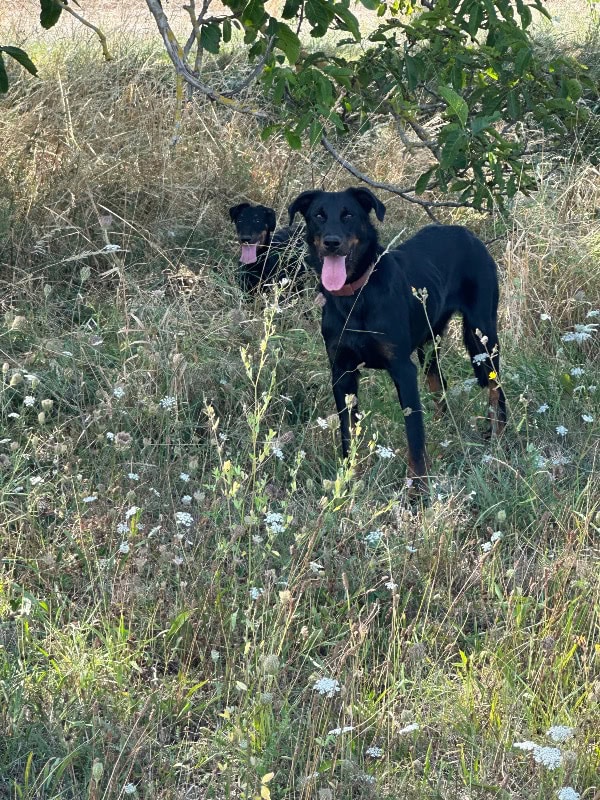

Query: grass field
left=0, top=3, right=599, bottom=799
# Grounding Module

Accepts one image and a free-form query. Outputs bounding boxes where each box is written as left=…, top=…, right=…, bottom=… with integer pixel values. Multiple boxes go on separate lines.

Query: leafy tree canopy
left=3, top=0, right=598, bottom=213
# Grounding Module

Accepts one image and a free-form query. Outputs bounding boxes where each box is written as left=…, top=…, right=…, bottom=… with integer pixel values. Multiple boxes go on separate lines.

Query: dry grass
left=0, top=6, right=599, bottom=800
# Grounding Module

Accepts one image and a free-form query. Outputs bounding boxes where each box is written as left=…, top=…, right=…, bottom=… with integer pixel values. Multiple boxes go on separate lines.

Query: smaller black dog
left=229, top=202, right=305, bottom=293
left=289, top=186, right=507, bottom=490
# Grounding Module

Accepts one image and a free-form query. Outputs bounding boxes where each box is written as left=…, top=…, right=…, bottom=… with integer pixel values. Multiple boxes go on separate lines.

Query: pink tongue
left=322, top=255, right=347, bottom=291
left=240, top=244, right=258, bottom=264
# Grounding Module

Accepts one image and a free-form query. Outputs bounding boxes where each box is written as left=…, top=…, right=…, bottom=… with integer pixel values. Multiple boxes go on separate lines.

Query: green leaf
left=284, top=129, right=302, bottom=149
left=514, top=46, right=532, bottom=77
left=565, top=78, right=582, bottom=101
left=0, top=46, right=38, bottom=76
left=200, top=23, right=221, bottom=55
left=359, top=0, right=380, bottom=9
left=309, top=120, right=323, bottom=147
left=276, top=22, right=301, bottom=64
left=0, top=54, right=8, bottom=93
left=333, top=4, right=360, bottom=41
left=222, top=19, right=232, bottom=44
left=40, top=0, right=63, bottom=29
left=282, top=0, right=303, bottom=19
left=414, top=167, right=436, bottom=195
left=438, top=85, right=469, bottom=128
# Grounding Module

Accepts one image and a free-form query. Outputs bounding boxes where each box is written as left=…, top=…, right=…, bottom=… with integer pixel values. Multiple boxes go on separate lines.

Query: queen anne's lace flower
left=532, top=745, right=563, bottom=769
left=313, top=677, right=340, bottom=697
left=546, top=725, right=574, bottom=743
left=365, top=746, right=383, bottom=758
left=557, top=787, right=580, bottom=800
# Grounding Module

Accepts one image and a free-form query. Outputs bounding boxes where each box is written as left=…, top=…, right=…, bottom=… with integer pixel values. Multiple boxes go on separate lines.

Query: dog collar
left=327, top=263, right=375, bottom=297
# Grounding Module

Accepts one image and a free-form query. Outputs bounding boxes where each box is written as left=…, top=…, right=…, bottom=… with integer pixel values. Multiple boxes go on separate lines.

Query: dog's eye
left=342, top=212, right=353, bottom=221
left=315, top=212, right=326, bottom=221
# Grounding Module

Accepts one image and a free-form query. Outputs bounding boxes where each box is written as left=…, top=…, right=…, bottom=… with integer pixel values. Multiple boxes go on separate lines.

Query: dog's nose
left=323, top=235, right=342, bottom=251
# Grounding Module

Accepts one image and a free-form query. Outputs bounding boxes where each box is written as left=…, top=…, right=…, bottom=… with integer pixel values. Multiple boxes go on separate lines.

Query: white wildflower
left=513, top=741, right=537, bottom=751
left=561, top=323, right=597, bottom=343
left=265, top=511, right=286, bottom=534
left=159, top=395, right=176, bottom=410
left=30, top=476, right=44, bottom=486
left=532, top=745, right=562, bottom=769
left=252, top=534, right=264, bottom=544
left=399, top=723, right=420, bottom=734
left=570, top=367, right=585, bottom=377
left=385, top=580, right=397, bottom=590
left=106, top=431, right=115, bottom=440
left=472, top=353, right=488, bottom=365
left=175, top=511, right=194, bottom=527
left=440, top=439, right=451, bottom=448
left=582, top=414, right=594, bottom=423
left=555, top=425, right=568, bottom=437
left=365, top=746, right=383, bottom=758
left=309, top=561, right=324, bottom=573
left=126, top=505, right=139, bottom=519
left=536, top=404, right=549, bottom=414
left=364, top=530, right=383, bottom=546
left=181, top=494, right=192, bottom=505
left=113, top=386, right=125, bottom=400
left=481, top=452, right=493, bottom=464
left=249, top=587, right=264, bottom=601
left=546, top=726, right=574, bottom=743
left=405, top=545, right=418, bottom=553
left=313, top=677, right=341, bottom=697
left=210, top=649, right=220, bottom=661
left=481, top=541, right=492, bottom=553
left=179, top=472, right=190, bottom=482
left=271, top=446, right=284, bottom=460
left=128, top=472, right=140, bottom=481
left=317, top=417, right=328, bottom=429
left=375, top=444, right=395, bottom=459
left=173, top=555, right=184, bottom=566
left=586, top=309, right=599, bottom=318
left=540, top=313, right=551, bottom=321
left=123, top=785, right=137, bottom=796
left=23, top=396, right=36, bottom=407
left=119, top=541, right=130, bottom=555
left=116, top=521, right=129, bottom=535
left=328, top=726, right=354, bottom=736
left=82, top=496, right=97, bottom=503
left=7, top=412, right=20, bottom=419
left=557, top=788, right=580, bottom=800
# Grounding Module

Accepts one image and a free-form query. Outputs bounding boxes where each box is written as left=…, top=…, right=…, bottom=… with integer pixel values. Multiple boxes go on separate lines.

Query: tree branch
left=144, top=0, right=270, bottom=118
left=321, top=135, right=480, bottom=219
left=53, top=0, right=112, bottom=61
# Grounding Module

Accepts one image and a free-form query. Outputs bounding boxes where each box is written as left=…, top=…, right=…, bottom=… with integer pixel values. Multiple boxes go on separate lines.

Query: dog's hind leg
left=462, top=317, right=506, bottom=436
left=418, top=343, right=447, bottom=418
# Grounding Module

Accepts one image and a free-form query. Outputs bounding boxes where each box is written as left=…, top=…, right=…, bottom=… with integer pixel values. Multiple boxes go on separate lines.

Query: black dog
left=229, top=202, right=305, bottom=293
left=288, top=187, right=507, bottom=488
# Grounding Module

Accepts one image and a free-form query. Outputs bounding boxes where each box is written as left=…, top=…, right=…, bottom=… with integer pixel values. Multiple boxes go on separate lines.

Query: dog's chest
left=323, top=302, right=395, bottom=369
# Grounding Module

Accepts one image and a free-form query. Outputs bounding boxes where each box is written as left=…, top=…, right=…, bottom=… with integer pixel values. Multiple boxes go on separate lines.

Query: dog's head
left=229, top=203, right=277, bottom=264
left=288, top=188, right=385, bottom=291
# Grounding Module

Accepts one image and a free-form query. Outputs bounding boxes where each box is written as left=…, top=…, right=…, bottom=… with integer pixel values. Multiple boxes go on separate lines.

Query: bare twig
left=144, top=0, right=270, bottom=118
left=322, top=135, right=482, bottom=218
left=53, top=0, right=112, bottom=61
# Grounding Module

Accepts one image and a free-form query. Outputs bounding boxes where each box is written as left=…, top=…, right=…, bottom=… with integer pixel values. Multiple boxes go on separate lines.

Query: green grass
left=1, top=11, right=599, bottom=800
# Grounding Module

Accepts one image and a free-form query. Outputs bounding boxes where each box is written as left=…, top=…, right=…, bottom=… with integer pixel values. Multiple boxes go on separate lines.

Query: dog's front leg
left=388, top=359, right=428, bottom=490
left=330, top=364, right=360, bottom=460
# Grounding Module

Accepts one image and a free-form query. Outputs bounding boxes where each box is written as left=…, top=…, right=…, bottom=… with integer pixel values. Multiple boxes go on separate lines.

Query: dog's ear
left=229, top=202, right=251, bottom=223
left=288, top=190, right=320, bottom=224
left=265, top=207, right=276, bottom=231
left=347, top=187, right=386, bottom=222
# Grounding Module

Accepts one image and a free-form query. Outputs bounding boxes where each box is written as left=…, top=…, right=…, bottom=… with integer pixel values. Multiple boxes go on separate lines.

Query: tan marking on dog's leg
left=488, top=382, right=506, bottom=437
